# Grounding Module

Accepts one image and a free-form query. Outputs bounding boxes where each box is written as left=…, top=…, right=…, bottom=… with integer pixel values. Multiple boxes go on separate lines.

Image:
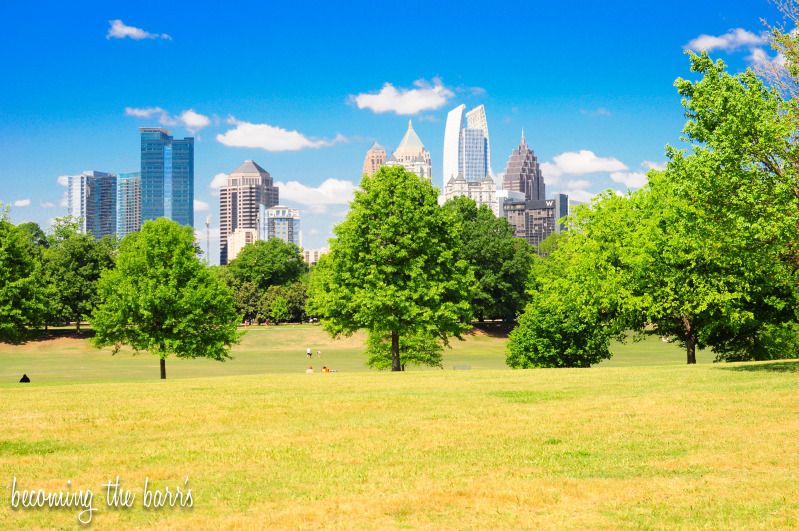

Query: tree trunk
left=682, top=316, right=697, bottom=365
left=160, top=358, right=166, bottom=379
left=391, top=330, right=401, bottom=372
left=76, top=319, right=81, bottom=332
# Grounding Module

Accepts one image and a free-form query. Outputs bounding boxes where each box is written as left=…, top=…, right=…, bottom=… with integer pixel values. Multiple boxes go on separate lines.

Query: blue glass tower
left=140, top=128, right=194, bottom=227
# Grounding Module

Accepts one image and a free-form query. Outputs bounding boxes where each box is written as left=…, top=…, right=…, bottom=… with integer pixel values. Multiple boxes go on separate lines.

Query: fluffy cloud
left=274, top=178, right=356, bottom=213
left=641, top=160, right=666, bottom=171
left=13, top=199, right=31, bottom=207
left=57, top=175, right=69, bottom=186
left=685, top=28, right=767, bottom=52
left=41, top=201, right=56, bottom=208
left=194, top=199, right=210, bottom=212
left=580, top=107, right=612, bottom=117
left=610, top=171, right=648, bottom=189
left=217, top=118, right=346, bottom=152
left=351, top=78, right=454, bottom=115
left=209, top=172, right=228, bottom=196
left=125, top=107, right=210, bottom=133
left=107, top=19, right=171, bottom=40
left=541, top=150, right=628, bottom=183
left=747, top=47, right=787, bottom=69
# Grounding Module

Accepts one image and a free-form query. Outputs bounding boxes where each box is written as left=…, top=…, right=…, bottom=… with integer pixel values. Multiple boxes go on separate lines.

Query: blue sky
left=0, top=0, right=782, bottom=263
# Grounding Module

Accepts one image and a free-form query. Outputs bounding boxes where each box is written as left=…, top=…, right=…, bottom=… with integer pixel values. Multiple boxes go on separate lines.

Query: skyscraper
left=385, top=120, right=432, bottom=180
left=116, top=172, right=141, bottom=238
left=442, top=104, right=497, bottom=213
left=502, top=130, right=545, bottom=201
left=140, top=128, right=194, bottom=227
left=362, top=142, right=386, bottom=177
left=502, top=194, right=569, bottom=254
left=67, top=171, right=117, bottom=239
left=266, top=205, right=301, bottom=246
left=218, top=160, right=279, bottom=265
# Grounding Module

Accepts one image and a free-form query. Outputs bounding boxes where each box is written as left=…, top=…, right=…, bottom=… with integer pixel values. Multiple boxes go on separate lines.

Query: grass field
left=0, top=325, right=796, bottom=528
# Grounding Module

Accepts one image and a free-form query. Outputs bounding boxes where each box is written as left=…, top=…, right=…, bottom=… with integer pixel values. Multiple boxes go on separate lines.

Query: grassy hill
left=1, top=325, right=795, bottom=528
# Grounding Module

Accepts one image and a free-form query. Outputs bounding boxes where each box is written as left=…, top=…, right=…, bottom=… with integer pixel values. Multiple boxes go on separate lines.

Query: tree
left=91, top=219, right=240, bottom=379
left=227, top=238, right=307, bottom=291
left=307, top=166, right=474, bottom=371
left=365, top=330, right=443, bottom=370
left=0, top=209, right=45, bottom=341
left=443, top=196, right=534, bottom=322
left=43, top=217, right=116, bottom=331
left=269, top=296, right=289, bottom=324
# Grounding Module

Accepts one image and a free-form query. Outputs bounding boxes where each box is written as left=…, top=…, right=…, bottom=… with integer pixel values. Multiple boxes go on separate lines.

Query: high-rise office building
left=266, top=205, right=301, bottom=246
left=67, top=171, right=117, bottom=239
left=362, top=142, right=386, bottom=177
left=385, top=120, right=432, bottom=180
left=219, top=160, right=279, bottom=265
left=140, top=128, right=194, bottom=227
left=227, top=228, right=259, bottom=262
left=442, top=104, right=497, bottom=212
left=502, top=193, right=569, bottom=253
left=116, top=172, right=141, bottom=238
left=502, top=130, right=545, bottom=201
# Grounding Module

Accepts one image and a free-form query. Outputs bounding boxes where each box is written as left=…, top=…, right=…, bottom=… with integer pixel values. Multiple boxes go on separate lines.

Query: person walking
left=306, top=347, right=312, bottom=359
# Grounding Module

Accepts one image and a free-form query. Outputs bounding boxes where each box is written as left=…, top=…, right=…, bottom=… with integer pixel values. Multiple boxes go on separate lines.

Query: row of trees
left=508, top=45, right=799, bottom=367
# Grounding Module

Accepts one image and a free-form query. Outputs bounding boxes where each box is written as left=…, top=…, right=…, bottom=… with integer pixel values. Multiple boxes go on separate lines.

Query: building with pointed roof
left=385, top=120, right=432, bottom=180
left=502, top=130, right=545, bottom=201
left=219, top=159, right=279, bottom=264
left=362, top=142, right=386, bottom=177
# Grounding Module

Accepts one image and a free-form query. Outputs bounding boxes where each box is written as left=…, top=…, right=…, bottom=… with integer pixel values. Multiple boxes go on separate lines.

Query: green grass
left=1, top=325, right=796, bottom=528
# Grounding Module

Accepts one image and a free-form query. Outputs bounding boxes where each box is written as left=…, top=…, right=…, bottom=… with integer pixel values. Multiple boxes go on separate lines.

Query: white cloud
left=580, top=107, right=612, bottom=117
left=194, top=199, right=210, bottom=212
left=41, top=201, right=56, bottom=208
left=747, top=47, right=787, bottom=69
left=57, top=175, right=69, bottom=187
left=610, top=171, right=648, bottom=189
left=217, top=118, right=346, bottom=152
left=13, top=199, right=31, bottom=207
left=685, top=28, right=768, bottom=52
left=541, top=150, right=628, bottom=183
left=641, top=160, right=666, bottom=171
left=274, top=178, right=356, bottom=213
left=209, top=172, right=228, bottom=196
left=59, top=193, right=68, bottom=207
left=351, top=78, right=454, bottom=115
left=125, top=107, right=210, bottom=132
left=107, top=19, right=171, bottom=40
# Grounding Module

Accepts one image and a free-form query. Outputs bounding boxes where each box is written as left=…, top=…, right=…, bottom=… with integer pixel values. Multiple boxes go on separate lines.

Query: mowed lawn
left=1, top=326, right=796, bottom=528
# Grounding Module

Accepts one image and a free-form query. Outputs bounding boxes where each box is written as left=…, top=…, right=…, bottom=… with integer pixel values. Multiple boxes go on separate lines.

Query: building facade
left=227, top=228, right=259, bottom=262
left=218, top=160, right=279, bottom=265
left=140, top=128, right=194, bottom=227
left=362, top=142, right=386, bottom=177
left=302, top=247, right=329, bottom=266
left=502, top=193, right=569, bottom=253
left=116, top=172, right=141, bottom=238
left=502, top=130, right=545, bottom=201
left=384, top=120, right=432, bottom=180
left=442, top=104, right=497, bottom=212
left=266, top=205, right=301, bottom=246
left=67, top=171, right=117, bottom=239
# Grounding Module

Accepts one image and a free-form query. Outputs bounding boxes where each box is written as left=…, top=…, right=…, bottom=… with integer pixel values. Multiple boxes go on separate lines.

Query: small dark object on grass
left=19, top=374, right=30, bottom=383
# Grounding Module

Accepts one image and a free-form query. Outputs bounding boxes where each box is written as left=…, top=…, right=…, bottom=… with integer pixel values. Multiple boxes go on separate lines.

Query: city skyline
left=0, top=0, right=777, bottom=264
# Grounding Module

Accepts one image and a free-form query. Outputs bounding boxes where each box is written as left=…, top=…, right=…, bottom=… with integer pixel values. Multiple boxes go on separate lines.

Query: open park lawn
left=0, top=325, right=797, bottom=528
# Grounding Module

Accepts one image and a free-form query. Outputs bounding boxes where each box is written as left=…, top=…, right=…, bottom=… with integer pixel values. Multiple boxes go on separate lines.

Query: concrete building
left=227, top=228, right=258, bottom=262
left=140, top=128, right=194, bottom=227
left=444, top=174, right=498, bottom=215
left=67, top=171, right=117, bottom=239
left=116, top=172, right=141, bottom=238
left=385, top=120, right=432, bottom=180
left=362, top=142, right=386, bottom=177
left=302, top=247, right=329, bottom=266
left=502, top=194, right=569, bottom=253
left=266, top=205, right=301, bottom=246
left=218, top=160, right=279, bottom=265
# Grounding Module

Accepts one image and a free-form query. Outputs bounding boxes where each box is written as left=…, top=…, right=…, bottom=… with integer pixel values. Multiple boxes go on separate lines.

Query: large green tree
left=444, top=196, right=533, bottom=322
left=308, top=166, right=474, bottom=371
left=92, top=219, right=240, bottom=379
left=227, top=238, right=307, bottom=291
left=0, top=209, right=45, bottom=341
left=43, top=217, right=116, bottom=331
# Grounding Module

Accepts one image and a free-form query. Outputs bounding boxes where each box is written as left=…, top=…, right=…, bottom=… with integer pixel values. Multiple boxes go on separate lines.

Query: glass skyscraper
left=140, top=128, right=194, bottom=227
left=117, top=172, right=142, bottom=238
left=67, top=171, right=117, bottom=240
left=266, top=205, right=301, bottom=247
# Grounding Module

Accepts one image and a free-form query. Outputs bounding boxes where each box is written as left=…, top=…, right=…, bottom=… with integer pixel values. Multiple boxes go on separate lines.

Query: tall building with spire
left=442, top=104, right=497, bottom=213
left=385, top=120, right=432, bottom=180
left=502, top=130, right=545, bottom=201
left=218, top=160, right=279, bottom=264
left=362, top=142, right=386, bottom=177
